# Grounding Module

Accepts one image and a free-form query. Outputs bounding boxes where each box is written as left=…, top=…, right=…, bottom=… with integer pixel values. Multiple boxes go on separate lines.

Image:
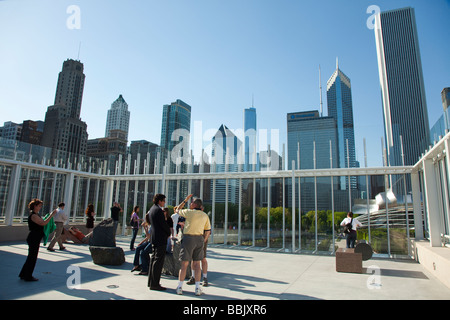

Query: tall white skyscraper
left=105, top=94, right=130, bottom=140
left=375, top=7, right=430, bottom=167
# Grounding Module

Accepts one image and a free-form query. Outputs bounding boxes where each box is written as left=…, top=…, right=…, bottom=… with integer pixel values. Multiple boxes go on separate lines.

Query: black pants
left=19, top=231, right=43, bottom=279
left=147, top=245, right=166, bottom=288
left=346, top=231, right=357, bottom=248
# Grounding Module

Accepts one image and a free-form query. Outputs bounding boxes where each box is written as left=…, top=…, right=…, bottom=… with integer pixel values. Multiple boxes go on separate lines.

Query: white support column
left=5, top=164, right=22, bottom=225
left=252, top=177, right=256, bottom=247
left=72, top=173, right=81, bottom=223
left=411, top=171, right=423, bottom=240
left=267, top=177, right=271, bottom=249
left=423, top=160, right=442, bottom=247
left=291, top=161, right=296, bottom=252
left=63, top=172, right=75, bottom=219
left=422, top=159, right=442, bottom=247
left=103, top=179, right=114, bottom=219
left=238, top=177, right=242, bottom=246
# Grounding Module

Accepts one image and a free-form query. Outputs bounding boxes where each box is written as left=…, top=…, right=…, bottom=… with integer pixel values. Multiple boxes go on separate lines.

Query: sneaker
left=195, top=287, right=203, bottom=296
left=186, top=276, right=195, bottom=285
left=202, top=277, right=208, bottom=287
left=176, top=287, right=183, bottom=295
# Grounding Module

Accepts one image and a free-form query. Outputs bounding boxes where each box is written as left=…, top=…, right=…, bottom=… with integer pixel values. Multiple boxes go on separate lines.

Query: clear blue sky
left=1, top=0, right=449, bottom=168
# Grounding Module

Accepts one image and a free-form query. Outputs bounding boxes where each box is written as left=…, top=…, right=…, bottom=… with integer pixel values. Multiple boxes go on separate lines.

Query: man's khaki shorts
left=179, top=235, right=204, bottom=261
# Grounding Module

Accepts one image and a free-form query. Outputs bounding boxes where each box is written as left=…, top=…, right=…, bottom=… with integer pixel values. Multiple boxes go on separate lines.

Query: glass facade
left=375, top=7, right=430, bottom=167
left=244, top=107, right=257, bottom=172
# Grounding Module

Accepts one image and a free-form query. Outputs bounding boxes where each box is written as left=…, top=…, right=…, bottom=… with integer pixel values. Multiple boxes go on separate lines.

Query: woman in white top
left=340, top=212, right=363, bottom=248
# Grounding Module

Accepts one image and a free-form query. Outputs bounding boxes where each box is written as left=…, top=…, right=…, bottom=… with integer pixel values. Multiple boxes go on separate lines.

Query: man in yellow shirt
left=176, top=195, right=211, bottom=296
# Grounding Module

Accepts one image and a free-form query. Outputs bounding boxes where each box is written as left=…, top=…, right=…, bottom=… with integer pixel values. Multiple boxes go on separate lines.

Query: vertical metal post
left=267, top=177, right=271, bottom=249
left=5, top=164, right=21, bottom=226
left=291, top=161, right=296, bottom=252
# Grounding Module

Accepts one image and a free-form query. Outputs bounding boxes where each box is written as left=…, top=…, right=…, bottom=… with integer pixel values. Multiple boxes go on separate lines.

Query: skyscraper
left=105, top=94, right=130, bottom=140
left=243, top=106, right=257, bottom=171
left=159, top=99, right=191, bottom=172
left=374, top=7, right=430, bottom=167
left=211, top=124, right=243, bottom=203
left=286, top=111, right=344, bottom=211
left=41, top=59, right=88, bottom=161
left=159, top=99, right=191, bottom=205
left=327, top=60, right=357, bottom=189
left=287, top=111, right=338, bottom=171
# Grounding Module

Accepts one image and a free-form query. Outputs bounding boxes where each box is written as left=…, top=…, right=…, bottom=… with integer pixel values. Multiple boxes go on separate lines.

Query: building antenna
left=252, top=93, right=254, bottom=108
left=77, top=42, right=82, bottom=60
left=319, top=65, right=323, bottom=117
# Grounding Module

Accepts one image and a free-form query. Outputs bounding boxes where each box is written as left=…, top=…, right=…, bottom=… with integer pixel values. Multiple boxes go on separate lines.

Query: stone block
left=89, top=218, right=116, bottom=247
left=336, top=248, right=363, bottom=273
left=89, top=246, right=125, bottom=266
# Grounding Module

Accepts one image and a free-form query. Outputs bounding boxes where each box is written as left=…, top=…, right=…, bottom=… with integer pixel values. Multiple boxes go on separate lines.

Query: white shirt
left=340, top=217, right=362, bottom=231
left=171, top=213, right=179, bottom=233
left=53, top=208, right=68, bottom=223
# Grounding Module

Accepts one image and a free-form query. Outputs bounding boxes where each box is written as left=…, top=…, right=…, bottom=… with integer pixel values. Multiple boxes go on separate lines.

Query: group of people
left=18, top=194, right=361, bottom=289
left=134, top=193, right=211, bottom=296
left=19, top=199, right=97, bottom=281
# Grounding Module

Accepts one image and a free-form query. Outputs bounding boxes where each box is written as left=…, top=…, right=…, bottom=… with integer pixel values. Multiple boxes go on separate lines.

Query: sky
left=0, top=0, right=449, bottom=168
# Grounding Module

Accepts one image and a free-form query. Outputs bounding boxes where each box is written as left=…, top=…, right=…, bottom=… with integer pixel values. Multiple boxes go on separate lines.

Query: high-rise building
left=327, top=60, right=358, bottom=190
left=211, top=124, right=243, bottom=204
left=431, top=87, right=450, bottom=143
left=105, top=94, right=130, bottom=141
left=159, top=99, right=191, bottom=173
left=374, top=7, right=430, bottom=167
left=287, top=111, right=349, bottom=211
left=41, top=59, right=88, bottom=162
left=243, top=106, right=257, bottom=171
left=159, top=99, right=191, bottom=205
left=20, top=120, right=44, bottom=145
left=287, top=111, right=338, bottom=171
left=0, top=121, right=22, bottom=148
left=442, top=88, right=450, bottom=112
left=53, top=59, right=86, bottom=120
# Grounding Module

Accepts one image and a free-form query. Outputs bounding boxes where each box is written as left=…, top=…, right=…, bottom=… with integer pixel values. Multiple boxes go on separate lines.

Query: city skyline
left=1, top=0, right=449, bottom=168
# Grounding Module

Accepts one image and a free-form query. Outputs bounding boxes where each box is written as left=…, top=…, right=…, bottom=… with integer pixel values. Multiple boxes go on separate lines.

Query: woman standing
left=129, top=206, right=141, bottom=250
left=19, top=199, right=57, bottom=282
left=85, top=204, right=95, bottom=234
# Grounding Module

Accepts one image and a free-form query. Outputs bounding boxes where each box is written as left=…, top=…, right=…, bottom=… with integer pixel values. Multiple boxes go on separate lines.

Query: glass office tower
left=327, top=61, right=357, bottom=190
left=375, top=7, right=430, bottom=167
left=159, top=99, right=191, bottom=205
left=243, top=106, right=257, bottom=171
left=287, top=111, right=338, bottom=171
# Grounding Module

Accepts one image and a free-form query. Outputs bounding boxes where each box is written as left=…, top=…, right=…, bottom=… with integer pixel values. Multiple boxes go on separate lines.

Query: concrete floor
left=1, top=236, right=449, bottom=301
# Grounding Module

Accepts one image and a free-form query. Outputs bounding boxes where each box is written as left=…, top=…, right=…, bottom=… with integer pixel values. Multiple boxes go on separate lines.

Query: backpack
left=343, top=218, right=353, bottom=234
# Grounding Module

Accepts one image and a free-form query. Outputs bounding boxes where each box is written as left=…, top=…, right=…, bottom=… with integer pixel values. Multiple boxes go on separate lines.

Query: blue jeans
left=133, top=241, right=153, bottom=272
left=130, top=228, right=138, bottom=249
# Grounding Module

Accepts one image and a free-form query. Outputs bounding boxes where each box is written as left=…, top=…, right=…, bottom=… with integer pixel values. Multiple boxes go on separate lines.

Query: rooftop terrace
left=1, top=236, right=449, bottom=301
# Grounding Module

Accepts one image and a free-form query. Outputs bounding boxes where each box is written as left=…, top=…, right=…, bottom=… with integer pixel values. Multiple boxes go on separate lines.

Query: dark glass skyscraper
left=327, top=61, right=357, bottom=189
left=159, top=99, right=191, bottom=205
left=287, top=111, right=338, bottom=170
left=375, top=7, right=430, bottom=167
left=159, top=99, right=191, bottom=174
left=243, top=106, right=257, bottom=171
